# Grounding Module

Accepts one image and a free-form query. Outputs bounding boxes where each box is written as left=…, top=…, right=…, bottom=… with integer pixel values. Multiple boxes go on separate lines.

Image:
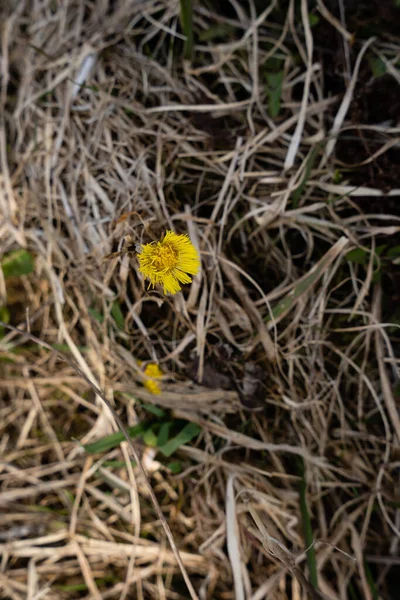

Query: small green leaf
left=158, top=422, right=201, bottom=457
left=346, top=246, right=384, bottom=266
left=143, top=426, right=158, bottom=447
left=368, top=56, right=387, bottom=78
left=364, top=561, right=379, bottom=600
left=1, top=249, right=34, bottom=278
left=372, top=270, right=382, bottom=283
left=102, top=460, right=136, bottom=468
left=346, top=248, right=368, bottom=265
left=167, top=461, right=182, bottom=474
left=199, top=23, right=235, bottom=42
left=83, top=423, right=147, bottom=454
left=0, top=306, right=10, bottom=337
left=157, top=421, right=172, bottom=447
left=110, top=301, right=124, bottom=330
left=88, top=307, right=104, bottom=323
left=142, top=403, right=166, bottom=417
left=56, top=583, right=89, bottom=593
left=333, top=169, right=342, bottom=184
left=387, top=245, right=400, bottom=258
left=53, top=343, right=88, bottom=353
left=265, top=71, right=284, bottom=118
left=308, top=13, right=319, bottom=27
left=291, top=146, right=319, bottom=208
left=179, top=0, right=193, bottom=60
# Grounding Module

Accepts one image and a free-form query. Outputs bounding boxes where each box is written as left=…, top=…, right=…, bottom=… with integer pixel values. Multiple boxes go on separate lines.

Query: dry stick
left=0, top=322, right=200, bottom=600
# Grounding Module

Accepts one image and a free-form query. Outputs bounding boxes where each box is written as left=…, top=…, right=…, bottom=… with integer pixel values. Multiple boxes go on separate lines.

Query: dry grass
left=1, top=1, right=400, bottom=599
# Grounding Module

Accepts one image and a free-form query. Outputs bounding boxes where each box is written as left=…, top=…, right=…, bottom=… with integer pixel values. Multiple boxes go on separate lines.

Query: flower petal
left=173, top=269, right=192, bottom=285
left=162, top=273, right=181, bottom=295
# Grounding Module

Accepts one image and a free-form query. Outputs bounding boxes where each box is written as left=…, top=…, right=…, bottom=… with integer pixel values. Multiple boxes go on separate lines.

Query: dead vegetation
left=1, top=0, right=400, bottom=598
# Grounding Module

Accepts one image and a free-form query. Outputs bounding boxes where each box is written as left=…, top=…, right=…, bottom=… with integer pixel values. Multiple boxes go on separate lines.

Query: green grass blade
left=298, top=458, right=318, bottom=589
left=83, top=422, right=148, bottom=454
left=364, top=561, right=379, bottom=600
left=180, top=0, right=193, bottom=60
left=142, top=403, right=166, bottom=417
left=158, top=422, right=201, bottom=457
left=291, top=146, right=319, bottom=208
left=265, top=70, right=284, bottom=118
left=110, top=301, right=125, bottom=330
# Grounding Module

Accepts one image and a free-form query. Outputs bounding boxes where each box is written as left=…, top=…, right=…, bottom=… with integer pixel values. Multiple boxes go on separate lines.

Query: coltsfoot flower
left=143, top=363, right=163, bottom=395
left=137, top=230, right=200, bottom=295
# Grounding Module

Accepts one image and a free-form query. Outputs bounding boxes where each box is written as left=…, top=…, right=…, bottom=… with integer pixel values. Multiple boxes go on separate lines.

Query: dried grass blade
left=284, top=0, right=314, bottom=170
left=175, top=411, right=325, bottom=466
left=226, top=475, right=245, bottom=600
left=220, top=256, right=276, bottom=361
left=324, top=37, right=375, bottom=163
left=298, top=458, right=318, bottom=590
left=373, top=286, right=400, bottom=443
left=268, top=237, right=349, bottom=325
left=0, top=324, right=199, bottom=600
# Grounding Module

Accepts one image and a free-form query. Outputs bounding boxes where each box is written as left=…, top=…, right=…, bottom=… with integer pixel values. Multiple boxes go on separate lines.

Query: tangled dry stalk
left=1, top=1, right=400, bottom=598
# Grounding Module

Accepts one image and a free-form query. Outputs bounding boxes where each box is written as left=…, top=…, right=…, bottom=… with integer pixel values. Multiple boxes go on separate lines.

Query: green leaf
left=369, top=56, right=387, bottom=78
left=142, top=403, right=166, bottom=417
left=364, top=561, right=379, bottom=600
left=387, top=244, right=400, bottom=258
left=179, top=0, right=193, bottom=60
left=308, top=13, right=319, bottom=27
left=291, top=146, right=319, bottom=208
left=346, top=245, right=385, bottom=266
left=157, top=421, right=172, bottom=447
left=167, top=461, right=182, bottom=474
left=143, top=426, right=158, bottom=447
left=110, top=301, right=125, bottom=330
left=393, top=381, right=400, bottom=396
left=89, top=302, right=125, bottom=329
left=346, top=248, right=368, bottom=265
left=371, top=270, right=382, bottom=283
left=199, top=24, right=235, bottom=42
left=0, top=306, right=10, bottom=338
left=265, top=70, right=284, bottom=118
left=56, top=576, right=117, bottom=593
left=1, top=249, right=34, bottom=278
left=56, top=583, right=89, bottom=593
left=88, top=307, right=104, bottom=323
left=333, top=169, right=342, bottom=184
left=158, top=422, right=201, bottom=457
left=83, top=422, right=147, bottom=454
left=102, top=460, right=136, bottom=468
left=53, top=343, right=88, bottom=353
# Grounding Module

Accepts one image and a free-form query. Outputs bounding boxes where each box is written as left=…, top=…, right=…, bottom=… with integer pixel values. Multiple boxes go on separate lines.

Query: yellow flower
left=142, top=363, right=163, bottom=395
left=137, top=230, right=200, bottom=295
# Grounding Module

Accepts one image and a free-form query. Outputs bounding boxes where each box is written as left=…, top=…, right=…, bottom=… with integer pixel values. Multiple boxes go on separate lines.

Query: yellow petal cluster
left=137, top=230, right=200, bottom=295
left=142, top=363, right=163, bottom=395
